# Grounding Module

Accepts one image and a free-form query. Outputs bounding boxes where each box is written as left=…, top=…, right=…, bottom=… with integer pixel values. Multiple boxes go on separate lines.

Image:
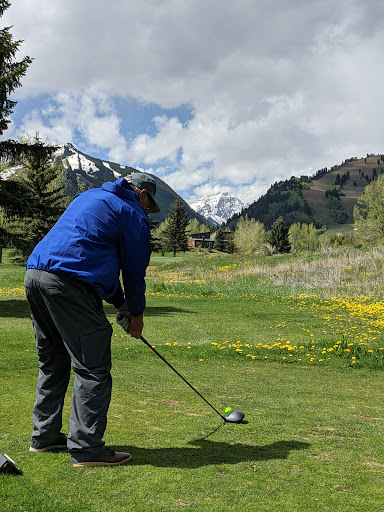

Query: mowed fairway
left=1, top=250, right=384, bottom=511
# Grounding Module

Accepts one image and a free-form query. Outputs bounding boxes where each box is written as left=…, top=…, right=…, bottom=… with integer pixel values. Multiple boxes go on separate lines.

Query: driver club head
left=224, top=410, right=245, bottom=423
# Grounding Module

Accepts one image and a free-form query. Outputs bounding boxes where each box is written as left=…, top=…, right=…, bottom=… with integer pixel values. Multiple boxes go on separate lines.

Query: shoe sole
left=72, top=454, right=132, bottom=468
left=29, top=445, right=68, bottom=452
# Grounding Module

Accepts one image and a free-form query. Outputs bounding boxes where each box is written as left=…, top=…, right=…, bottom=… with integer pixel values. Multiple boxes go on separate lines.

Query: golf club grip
left=140, top=336, right=226, bottom=421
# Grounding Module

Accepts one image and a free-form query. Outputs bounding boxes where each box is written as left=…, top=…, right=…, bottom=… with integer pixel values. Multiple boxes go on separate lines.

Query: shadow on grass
left=0, top=301, right=193, bottom=319
left=113, top=439, right=311, bottom=468
left=104, top=304, right=194, bottom=317
left=0, top=300, right=31, bottom=318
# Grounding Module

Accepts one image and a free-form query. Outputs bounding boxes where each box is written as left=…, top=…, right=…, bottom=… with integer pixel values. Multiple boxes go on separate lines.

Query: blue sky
left=2, top=0, right=384, bottom=205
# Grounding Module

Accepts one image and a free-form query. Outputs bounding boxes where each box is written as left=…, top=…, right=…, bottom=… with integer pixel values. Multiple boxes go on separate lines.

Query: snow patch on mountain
left=103, top=161, right=121, bottom=179
left=190, top=192, right=246, bottom=226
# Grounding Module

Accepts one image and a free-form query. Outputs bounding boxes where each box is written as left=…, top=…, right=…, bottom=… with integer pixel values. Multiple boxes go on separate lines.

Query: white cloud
left=3, top=0, right=384, bottom=204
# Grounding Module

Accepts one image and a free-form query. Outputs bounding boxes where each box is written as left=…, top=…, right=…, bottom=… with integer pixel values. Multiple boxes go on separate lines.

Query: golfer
left=24, top=173, right=160, bottom=467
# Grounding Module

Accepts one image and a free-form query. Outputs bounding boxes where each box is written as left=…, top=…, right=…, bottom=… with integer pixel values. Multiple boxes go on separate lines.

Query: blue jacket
left=26, top=178, right=151, bottom=316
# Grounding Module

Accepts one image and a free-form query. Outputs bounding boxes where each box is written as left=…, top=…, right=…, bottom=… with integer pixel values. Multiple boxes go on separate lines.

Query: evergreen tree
left=0, top=2, right=56, bottom=261
left=148, top=218, right=163, bottom=253
left=0, top=1, right=32, bottom=137
left=269, top=216, right=291, bottom=253
left=213, top=228, right=227, bottom=252
left=164, top=198, right=189, bottom=257
left=0, top=1, right=42, bottom=163
left=9, top=135, right=66, bottom=261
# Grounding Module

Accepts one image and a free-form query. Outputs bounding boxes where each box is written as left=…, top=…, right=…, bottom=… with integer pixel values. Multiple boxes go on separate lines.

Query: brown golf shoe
left=72, top=447, right=132, bottom=468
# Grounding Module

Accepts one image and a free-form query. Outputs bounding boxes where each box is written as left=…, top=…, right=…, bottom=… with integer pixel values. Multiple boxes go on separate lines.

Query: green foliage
left=8, top=135, right=66, bottom=261
left=163, top=197, right=189, bottom=257
left=0, top=1, right=35, bottom=261
left=269, top=216, right=291, bottom=253
left=233, top=216, right=266, bottom=255
left=353, top=173, right=384, bottom=243
left=186, top=218, right=211, bottom=234
left=288, top=222, right=320, bottom=252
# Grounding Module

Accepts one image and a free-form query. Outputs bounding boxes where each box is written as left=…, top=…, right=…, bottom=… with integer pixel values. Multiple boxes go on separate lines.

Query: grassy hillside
left=302, top=154, right=382, bottom=231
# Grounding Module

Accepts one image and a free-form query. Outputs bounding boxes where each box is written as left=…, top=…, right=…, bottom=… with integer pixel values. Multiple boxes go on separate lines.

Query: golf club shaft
left=140, top=336, right=226, bottom=421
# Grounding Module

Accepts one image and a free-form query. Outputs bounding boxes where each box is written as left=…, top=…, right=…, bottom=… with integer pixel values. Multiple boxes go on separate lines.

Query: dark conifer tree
left=213, top=228, right=227, bottom=252
left=9, top=135, right=65, bottom=261
left=0, top=1, right=34, bottom=261
left=164, top=198, right=189, bottom=257
left=269, top=216, right=291, bottom=253
left=148, top=218, right=163, bottom=253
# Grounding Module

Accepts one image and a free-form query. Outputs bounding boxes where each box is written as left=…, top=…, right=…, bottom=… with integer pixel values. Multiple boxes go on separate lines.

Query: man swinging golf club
left=24, top=173, right=159, bottom=468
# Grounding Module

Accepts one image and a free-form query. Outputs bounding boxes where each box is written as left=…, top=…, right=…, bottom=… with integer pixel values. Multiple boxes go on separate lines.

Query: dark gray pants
left=24, top=269, right=113, bottom=464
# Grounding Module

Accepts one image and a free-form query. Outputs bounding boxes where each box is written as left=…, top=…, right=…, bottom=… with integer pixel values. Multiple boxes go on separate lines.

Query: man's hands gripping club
left=115, top=310, right=144, bottom=339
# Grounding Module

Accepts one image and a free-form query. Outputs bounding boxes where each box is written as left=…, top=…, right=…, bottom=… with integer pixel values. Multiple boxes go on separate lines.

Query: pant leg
left=25, top=269, right=113, bottom=463
left=24, top=270, right=71, bottom=449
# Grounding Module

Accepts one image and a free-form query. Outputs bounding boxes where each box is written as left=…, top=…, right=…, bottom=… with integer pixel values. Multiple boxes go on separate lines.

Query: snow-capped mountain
left=55, top=143, right=207, bottom=224
left=190, top=192, right=247, bottom=226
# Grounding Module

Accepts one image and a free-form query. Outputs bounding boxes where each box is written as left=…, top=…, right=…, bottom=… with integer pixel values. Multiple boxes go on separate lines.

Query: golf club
left=116, top=313, right=245, bottom=423
left=139, top=335, right=245, bottom=424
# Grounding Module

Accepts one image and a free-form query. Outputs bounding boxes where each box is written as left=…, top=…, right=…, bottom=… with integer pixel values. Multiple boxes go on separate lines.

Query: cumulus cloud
left=3, top=0, right=384, bottom=203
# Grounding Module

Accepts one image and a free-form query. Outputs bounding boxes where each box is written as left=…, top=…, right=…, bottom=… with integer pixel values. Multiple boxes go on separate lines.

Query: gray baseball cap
left=129, top=173, right=160, bottom=213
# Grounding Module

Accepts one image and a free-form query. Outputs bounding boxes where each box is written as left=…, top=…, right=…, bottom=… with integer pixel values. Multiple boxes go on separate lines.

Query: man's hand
left=128, top=315, right=144, bottom=339
left=115, top=311, right=144, bottom=339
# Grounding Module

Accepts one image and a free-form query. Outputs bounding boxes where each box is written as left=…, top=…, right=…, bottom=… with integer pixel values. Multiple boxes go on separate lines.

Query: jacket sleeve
left=118, top=209, right=151, bottom=316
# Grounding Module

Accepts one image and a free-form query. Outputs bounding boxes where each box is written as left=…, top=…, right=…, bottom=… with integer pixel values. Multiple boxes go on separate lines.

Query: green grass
left=1, top=249, right=384, bottom=511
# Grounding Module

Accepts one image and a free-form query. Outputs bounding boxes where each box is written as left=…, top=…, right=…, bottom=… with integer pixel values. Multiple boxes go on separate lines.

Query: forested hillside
left=227, top=154, right=384, bottom=231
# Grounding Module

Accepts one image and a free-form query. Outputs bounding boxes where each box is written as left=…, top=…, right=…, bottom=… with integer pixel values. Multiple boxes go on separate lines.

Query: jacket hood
left=102, top=178, right=141, bottom=204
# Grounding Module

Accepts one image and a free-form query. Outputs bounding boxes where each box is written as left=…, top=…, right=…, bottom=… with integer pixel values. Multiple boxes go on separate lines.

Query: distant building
left=187, top=230, right=233, bottom=249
